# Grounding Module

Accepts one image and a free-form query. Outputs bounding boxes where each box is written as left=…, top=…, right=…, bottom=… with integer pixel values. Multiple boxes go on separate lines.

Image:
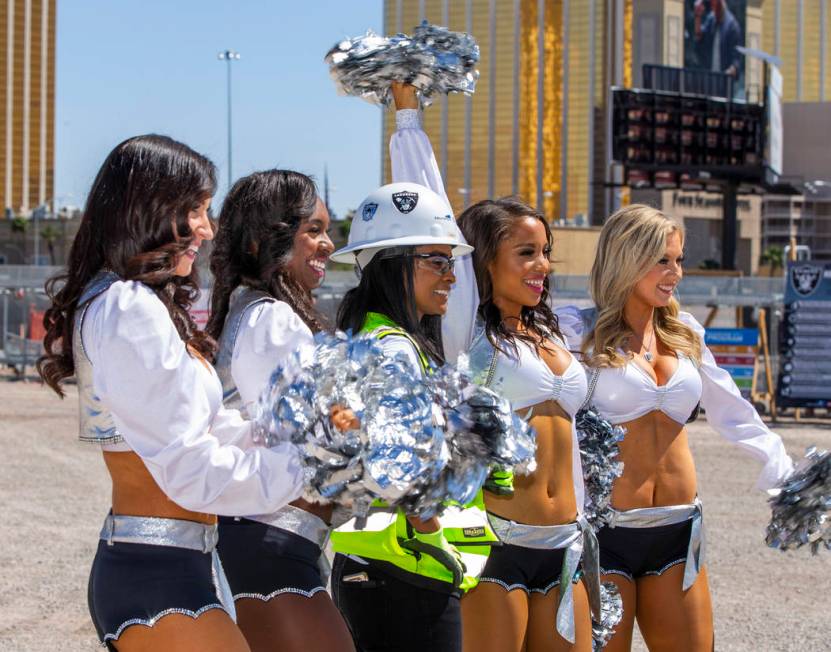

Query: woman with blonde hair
left=562, top=204, right=793, bottom=651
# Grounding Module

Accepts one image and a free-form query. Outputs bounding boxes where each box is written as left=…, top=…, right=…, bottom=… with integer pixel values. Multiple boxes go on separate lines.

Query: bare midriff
left=105, top=451, right=332, bottom=526
left=610, top=410, right=698, bottom=510
left=104, top=451, right=216, bottom=525
left=290, top=498, right=333, bottom=524
left=485, top=398, right=578, bottom=526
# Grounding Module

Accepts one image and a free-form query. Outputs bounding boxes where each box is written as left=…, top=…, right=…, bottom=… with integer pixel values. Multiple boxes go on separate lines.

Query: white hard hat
left=331, top=182, right=473, bottom=267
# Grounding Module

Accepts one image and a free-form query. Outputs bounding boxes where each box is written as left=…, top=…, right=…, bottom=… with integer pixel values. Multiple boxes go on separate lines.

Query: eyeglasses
left=411, top=253, right=456, bottom=276
left=370, top=249, right=457, bottom=276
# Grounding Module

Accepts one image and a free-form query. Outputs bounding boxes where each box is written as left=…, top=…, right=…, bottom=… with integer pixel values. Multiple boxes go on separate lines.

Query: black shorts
left=217, top=517, right=327, bottom=601
left=332, top=554, right=462, bottom=652
left=88, top=539, right=231, bottom=649
left=478, top=541, right=580, bottom=595
left=597, top=519, right=692, bottom=582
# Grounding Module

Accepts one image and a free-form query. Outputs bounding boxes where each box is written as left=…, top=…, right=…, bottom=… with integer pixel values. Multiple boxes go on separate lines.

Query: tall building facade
left=382, top=1, right=827, bottom=230
left=0, top=0, right=55, bottom=216
left=382, top=0, right=631, bottom=223
left=762, top=0, right=831, bottom=102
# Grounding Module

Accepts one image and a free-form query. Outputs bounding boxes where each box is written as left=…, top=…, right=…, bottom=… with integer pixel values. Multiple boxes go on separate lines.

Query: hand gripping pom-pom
left=253, top=331, right=536, bottom=519
left=324, top=21, right=480, bottom=107
left=766, top=446, right=831, bottom=554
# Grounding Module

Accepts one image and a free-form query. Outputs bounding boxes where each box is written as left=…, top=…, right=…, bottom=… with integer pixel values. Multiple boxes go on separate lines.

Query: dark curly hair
left=456, top=196, right=562, bottom=355
left=205, top=169, right=324, bottom=341
left=37, top=134, right=217, bottom=396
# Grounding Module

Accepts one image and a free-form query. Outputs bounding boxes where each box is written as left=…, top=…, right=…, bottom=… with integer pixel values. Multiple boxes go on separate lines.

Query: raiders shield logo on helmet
left=790, top=264, right=822, bottom=297
left=362, top=202, right=378, bottom=222
left=392, top=191, right=419, bottom=214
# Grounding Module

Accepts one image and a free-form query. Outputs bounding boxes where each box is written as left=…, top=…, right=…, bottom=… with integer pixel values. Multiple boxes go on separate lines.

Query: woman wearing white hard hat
left=328, top=180, right=499, bottom=652
left=387, top=83, right=599, bottom=652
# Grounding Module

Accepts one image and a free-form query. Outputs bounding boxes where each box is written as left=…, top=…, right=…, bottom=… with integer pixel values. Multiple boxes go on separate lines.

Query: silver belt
left=99, top=513, right=236, bottom=621
left=487, top=513, right=601, bottom=644
left=607, top=497, right=705, bottom=591
left=248, top=504, right=330, bottom=548
left=245, top=504, right=332, bottom=585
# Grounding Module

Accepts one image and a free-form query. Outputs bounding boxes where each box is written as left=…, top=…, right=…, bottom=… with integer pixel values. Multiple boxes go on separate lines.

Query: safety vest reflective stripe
left=374, top=327, right=432, bottom=373
left=331, top=316, right=497, bottom=589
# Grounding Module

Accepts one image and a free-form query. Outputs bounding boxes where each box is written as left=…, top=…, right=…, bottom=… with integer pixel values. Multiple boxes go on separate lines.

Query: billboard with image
left=685, top=0, right=747, bottom=99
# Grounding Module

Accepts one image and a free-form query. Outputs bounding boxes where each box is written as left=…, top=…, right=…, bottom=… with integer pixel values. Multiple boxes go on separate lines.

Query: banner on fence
left=778, top=261, right=831, bottom=408
left=705, top=328, right=758, bottom=397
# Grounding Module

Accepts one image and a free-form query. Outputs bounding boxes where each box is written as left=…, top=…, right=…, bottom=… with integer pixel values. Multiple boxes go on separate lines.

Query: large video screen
left=685, top=0, right=747, bottom=99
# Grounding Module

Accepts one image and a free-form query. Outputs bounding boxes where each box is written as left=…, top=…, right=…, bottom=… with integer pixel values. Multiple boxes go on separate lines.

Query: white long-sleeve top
left=83, top=280, right=304, bottom=515
left=390, top=108, right=586, bottom=509
left=230, top=300, right=315, bottom=410
left=390, top=109, right=479, bottom=366
left=556, top=305, right=794, bottom=491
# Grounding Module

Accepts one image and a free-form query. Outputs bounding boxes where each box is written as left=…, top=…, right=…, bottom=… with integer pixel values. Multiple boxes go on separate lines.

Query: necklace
left=643, top=327, right=655, bottom=362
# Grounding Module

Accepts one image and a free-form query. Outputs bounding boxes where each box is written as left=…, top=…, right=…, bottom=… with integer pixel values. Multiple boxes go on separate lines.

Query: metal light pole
left=217, top=50, right=241, bottom=189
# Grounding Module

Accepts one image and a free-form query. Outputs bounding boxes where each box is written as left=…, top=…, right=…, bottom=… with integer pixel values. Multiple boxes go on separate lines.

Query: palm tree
left=40, top=224, right=59, bottom=265
left=10, top=215, right=27, bottom=263
left=760, top=246, right=784, bottom=275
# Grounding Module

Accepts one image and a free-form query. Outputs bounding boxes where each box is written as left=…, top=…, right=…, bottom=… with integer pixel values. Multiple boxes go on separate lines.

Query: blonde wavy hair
left=583, top=204, right=701, bottom=368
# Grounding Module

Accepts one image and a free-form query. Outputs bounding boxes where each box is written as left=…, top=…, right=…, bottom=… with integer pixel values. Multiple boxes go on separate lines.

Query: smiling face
left=631, top=230, right=684, bottom=308
left=412, top=244, right=455, bottom=319
left=486, top=216, right=551, bottom=320
left=285, top=198, right=334, bottom=291
left=174, top=196, right=213, bottom=277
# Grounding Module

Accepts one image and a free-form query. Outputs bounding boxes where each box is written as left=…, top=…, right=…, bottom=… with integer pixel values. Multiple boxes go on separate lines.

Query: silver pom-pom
left=592, top=582, right=624, bottom=650
left=577, top=408, right=626, bottom=529
left=405, top=360, right=537, bottom=517
left=324, top=21, right=479, bottom=107
left=254, top=330, right=534, bottom=519
left=766, top=447, right=831, bottom=553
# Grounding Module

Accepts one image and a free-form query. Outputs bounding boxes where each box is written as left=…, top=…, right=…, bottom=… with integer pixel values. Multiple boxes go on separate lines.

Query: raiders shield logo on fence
left=362, top=202, right=378, bottom=222
left=790, top=264, right=822, bottom=297
left=392, top=191, right=419, bottom=214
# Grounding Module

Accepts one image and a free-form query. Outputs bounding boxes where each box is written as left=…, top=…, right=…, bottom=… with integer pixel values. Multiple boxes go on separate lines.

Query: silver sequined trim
left=478, top=577, right=531, bottom=594
left=529, top=578, right=563, bottom=595
left=599, top=567, right=635, bottom=583
left=233, top=585, right=327, bottom=602
left=642, top=557, right=686, bottom=578
left=101, top=604, right=231, bottom=644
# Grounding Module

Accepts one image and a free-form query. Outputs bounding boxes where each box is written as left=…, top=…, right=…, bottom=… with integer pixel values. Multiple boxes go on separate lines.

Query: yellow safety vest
left=330, top=313, right=498, bottom=590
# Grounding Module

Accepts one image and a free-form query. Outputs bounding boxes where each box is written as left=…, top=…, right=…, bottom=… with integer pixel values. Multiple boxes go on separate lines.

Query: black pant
left=332, top=554, right=461, bottom=652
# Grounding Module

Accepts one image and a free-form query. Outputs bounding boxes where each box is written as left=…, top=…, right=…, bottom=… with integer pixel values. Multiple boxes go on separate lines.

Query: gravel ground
left=1, top=381, right=830, bottom=651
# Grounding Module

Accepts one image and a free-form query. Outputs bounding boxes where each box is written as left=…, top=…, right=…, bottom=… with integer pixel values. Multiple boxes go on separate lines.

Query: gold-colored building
left=0, top=0, right=55, bottom=216
left=383, top=0, right=627, bottom=224
left=383, top=0, right=828, bottom=226
left=762, top=0, right=831, bottom=102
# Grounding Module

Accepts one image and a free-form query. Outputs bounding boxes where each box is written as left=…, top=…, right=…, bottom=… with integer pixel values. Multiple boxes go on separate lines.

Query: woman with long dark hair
left=38, top=135, right=303, bottom=651
left=205, top=169, right=354, bottom=652
left=327, top=179, right=496, bottom=652
left=568, top=205, right=793, bottom=651
left=387, top=84, right=598, bottom=652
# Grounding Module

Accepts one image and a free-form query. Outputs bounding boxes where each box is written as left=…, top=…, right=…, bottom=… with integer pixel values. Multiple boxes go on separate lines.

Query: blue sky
left=56, top=1, right=384, bottom=218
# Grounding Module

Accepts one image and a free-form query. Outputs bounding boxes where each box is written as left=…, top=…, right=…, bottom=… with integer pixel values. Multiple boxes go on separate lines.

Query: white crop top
left=556, top=305, right=794, bottom=491
left=591, top=353, right=702, bottom=424
left=469, top=327, right=588, bottom=415
left=391, top=109, right=587, bottom=507
left=81, top=280, right=304, bottom=515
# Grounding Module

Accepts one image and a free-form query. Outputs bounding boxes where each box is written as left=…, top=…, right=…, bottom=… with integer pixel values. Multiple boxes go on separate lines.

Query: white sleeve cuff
left=396, top=109, right=422, bottom=130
